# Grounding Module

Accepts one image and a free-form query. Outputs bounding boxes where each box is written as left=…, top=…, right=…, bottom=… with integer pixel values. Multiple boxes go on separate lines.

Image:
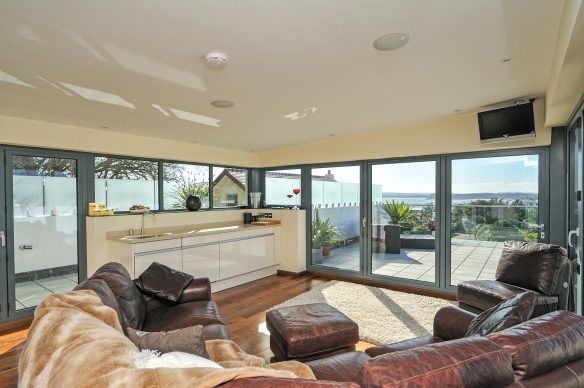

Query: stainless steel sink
left=123, top=232, right=173, bottom=240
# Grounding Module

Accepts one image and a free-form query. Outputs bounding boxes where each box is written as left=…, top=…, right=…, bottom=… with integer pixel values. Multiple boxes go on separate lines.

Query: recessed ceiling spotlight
left=502, top=57, right=513, bottom=63
left=211, top=100, right=234, bottom=108
left=373, top=33, right=409, bottom=51
left=101, top=125, right=109, bottom=129
left=205, top=52, right=228, bottom=69
left=192, top=140, right=199, bottom=143
left=453, top=109, right=462, bottom=113
left=329, top=133, right=336, bottom=137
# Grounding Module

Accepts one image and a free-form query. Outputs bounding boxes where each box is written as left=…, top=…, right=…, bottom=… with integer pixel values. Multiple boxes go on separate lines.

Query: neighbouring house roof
left=212, top=169, right=246, bottom=190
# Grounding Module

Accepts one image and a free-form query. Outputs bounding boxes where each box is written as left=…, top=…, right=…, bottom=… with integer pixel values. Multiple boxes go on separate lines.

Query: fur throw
left=19, top=290, right=314, bottom=387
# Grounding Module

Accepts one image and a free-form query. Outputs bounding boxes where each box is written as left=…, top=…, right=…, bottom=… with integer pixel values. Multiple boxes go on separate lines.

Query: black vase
left=186, top=195, right=201, bottom=211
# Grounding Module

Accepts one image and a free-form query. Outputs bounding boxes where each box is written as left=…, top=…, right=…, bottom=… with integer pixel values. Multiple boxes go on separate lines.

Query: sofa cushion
left=496, top=241, right=568, bottom=295
left=127, top=325, right=209, bottom=358
left=504, top=357, right=584, bottom=387
left=142, top=301, right=225, bottom=332
left=202, top=324, right=231, bottom=340
left=457, top=279, right=558, bottom=317
left=465, top=292, right=534, bottom=337
left=304, top=351, right=370, bottom=383
left=365, top=336, right=442, bottom=357
left=359, top=337, right=514, bottom=388
left=134, top=262, right=193, bottom=303
left=487, top=310, right=584, bottom=381
left=73, top=278, right=128, bottom=330
left=219, top=378, right=361, bottom=387
left=90, top=262, right=146, bottom=329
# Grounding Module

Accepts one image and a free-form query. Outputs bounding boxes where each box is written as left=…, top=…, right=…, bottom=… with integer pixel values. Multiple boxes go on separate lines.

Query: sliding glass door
left=369, top=160, right=438, bottom=284
left=1, top=148, right=85, bottom=319
left=448, top=152, right=546, bottom=286
left=310, top=165, right=362, bottom=272
left=306, top=149, right=548, bottom=293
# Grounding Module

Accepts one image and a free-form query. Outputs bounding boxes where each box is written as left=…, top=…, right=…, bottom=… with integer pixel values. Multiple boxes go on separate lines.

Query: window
left=212, top=167, right=248, bottom=208
left=370, top=161, right=437, bottom=284
left=265, top=168, right=301, bottom=207
left=449, top=154, right=540, bottom=286
left=163, top=163, right=210, bottom=210
left=94, top=157, right=158, bottom=211
left=310, top=166, right=361, bottom=271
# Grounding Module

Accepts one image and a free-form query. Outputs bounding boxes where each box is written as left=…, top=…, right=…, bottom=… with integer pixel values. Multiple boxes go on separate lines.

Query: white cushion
left=133, top=350, right=223, bottom=369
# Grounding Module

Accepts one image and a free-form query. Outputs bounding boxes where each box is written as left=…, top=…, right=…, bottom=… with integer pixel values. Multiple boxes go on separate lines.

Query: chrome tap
left=141, top=212, right=156, bottom=235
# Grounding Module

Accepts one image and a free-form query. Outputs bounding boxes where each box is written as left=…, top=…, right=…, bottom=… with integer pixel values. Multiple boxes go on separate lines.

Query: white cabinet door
left=134, top=249, right=183, bottom=277
left=249, top=235, right=275, bottom=271
left=183, top=244, right=220, bottom=282
left=219, top=239, right=250, bottom=279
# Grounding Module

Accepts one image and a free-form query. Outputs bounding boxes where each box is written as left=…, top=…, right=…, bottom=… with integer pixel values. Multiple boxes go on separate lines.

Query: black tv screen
left=478, top=102, right=535, bottom=143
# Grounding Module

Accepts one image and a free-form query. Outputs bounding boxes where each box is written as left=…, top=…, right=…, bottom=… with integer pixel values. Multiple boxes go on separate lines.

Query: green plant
left=524, top=229, right=539, bottom=242
left=312, top=209, right=345, bottom=248
left=380, top=200, right=413, bottom=225
left=169, top=175, right=209, bottom=209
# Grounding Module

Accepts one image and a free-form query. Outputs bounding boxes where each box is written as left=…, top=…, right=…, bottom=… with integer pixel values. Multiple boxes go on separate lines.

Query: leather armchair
left=457, top=241, right=571, bottom=318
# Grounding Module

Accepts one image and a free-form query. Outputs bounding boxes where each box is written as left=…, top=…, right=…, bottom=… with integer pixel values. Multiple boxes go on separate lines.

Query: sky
left=312, top=155, right=539, bottom=194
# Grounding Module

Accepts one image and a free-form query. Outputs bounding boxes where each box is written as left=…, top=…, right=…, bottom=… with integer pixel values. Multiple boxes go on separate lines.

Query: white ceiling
left=0, top=0, right=566, bottom=151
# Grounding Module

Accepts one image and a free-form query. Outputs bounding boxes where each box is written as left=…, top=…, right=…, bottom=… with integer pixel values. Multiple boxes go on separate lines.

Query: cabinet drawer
left=249, top=227, right=275, bottom=237
left=183, top=244, right=220, bottom=282
left=134, top=249, right=183, bottom=277
left=249, top=235, right=275, bottom=271
left=220, top=230, right=250, bottom=241
left=182, top=234, right=220, bottom=248
left=133, top=238, right=181, bottom=254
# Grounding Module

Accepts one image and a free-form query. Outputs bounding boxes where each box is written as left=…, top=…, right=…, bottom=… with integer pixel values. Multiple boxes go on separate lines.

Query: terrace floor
left=15, top=273, right=78, bottom=310
left=318, top=239, right=504, bottom=285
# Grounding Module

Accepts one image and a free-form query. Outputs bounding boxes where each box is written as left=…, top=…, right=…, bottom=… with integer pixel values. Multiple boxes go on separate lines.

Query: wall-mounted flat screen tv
left=478, top=102, right=535, bottom=143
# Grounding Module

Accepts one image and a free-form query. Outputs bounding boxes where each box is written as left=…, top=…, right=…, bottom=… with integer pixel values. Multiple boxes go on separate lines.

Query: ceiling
left=0, top=0, right=567, bottom=151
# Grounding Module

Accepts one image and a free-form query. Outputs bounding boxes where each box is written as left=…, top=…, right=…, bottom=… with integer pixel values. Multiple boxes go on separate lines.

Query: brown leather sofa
left=458, top=241, right=571, bottom=318
left=74, top=262, right=230, bottom=340
left=303, top=308, right=584, bottom=387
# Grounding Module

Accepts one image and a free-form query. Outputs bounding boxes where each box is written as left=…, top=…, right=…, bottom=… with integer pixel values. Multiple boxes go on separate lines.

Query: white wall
left=257, top=99, right=551, bottom=167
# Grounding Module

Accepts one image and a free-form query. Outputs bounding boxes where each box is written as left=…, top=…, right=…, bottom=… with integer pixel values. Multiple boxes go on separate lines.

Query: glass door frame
left=364, top=156, right=443, bottom=289
left=0, top=149, right=7, bottom=320
left=444, top=147, right=550, bottom=290
left=567, top=115, right=584, bottom=314
left=3, top=146, right=89, bottom=320
left=305, top=161, right=368, bottom=276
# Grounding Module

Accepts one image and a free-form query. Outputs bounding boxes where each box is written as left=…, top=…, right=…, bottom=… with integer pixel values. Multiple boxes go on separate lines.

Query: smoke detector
left=205, top=52, right=228, bottom=69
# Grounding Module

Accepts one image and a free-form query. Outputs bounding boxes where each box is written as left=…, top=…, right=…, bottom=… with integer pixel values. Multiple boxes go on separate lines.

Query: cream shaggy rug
left=270, top=281, right=454, bottom=345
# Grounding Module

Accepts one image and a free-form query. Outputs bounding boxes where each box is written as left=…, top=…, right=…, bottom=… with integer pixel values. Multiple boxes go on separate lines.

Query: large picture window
left=163, top=163, right=210, bottom=210
left=265, top=168, right=301, bottom=207
left=212, top=167, right=248, bottom=208
left=449, top=154, right=540, bottom=285
left=94, top=157, right=158, bottom=211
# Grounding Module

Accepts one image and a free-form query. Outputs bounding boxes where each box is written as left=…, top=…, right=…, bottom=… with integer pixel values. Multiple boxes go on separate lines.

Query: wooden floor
left=0, top=273, right=372, bottom=387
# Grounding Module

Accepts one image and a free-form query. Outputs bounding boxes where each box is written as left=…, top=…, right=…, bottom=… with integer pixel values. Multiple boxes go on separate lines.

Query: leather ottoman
left=266, top=303, right=359, bottom=362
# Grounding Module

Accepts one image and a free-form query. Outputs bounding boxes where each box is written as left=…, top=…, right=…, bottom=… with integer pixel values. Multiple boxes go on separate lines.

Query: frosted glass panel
left=12, top=155, right=79, bottom=311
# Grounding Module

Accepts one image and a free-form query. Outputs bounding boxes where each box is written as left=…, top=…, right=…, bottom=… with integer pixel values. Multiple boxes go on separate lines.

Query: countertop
left=107, top=220, right=281, bottom=244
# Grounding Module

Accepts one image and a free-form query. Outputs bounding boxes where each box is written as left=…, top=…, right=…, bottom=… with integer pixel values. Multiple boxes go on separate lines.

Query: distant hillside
left=382, top=192, right=538, bottom=201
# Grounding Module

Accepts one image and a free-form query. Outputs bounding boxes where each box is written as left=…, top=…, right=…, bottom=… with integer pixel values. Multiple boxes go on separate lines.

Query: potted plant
left=169, top=175, right=209, bottom=210
left=380, top=200, right=412, bottom=254
left=312, top=209, right=345, bottom=262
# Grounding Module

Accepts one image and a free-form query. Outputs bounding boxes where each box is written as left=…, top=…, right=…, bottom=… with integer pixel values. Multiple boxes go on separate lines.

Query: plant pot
left=186, top=195, right=201, bottom=211
left=384, top=224, right=401, bottom=254
left=312, top=248, right=323, bottom=264
left=322, top=244, right=333, bottom=256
